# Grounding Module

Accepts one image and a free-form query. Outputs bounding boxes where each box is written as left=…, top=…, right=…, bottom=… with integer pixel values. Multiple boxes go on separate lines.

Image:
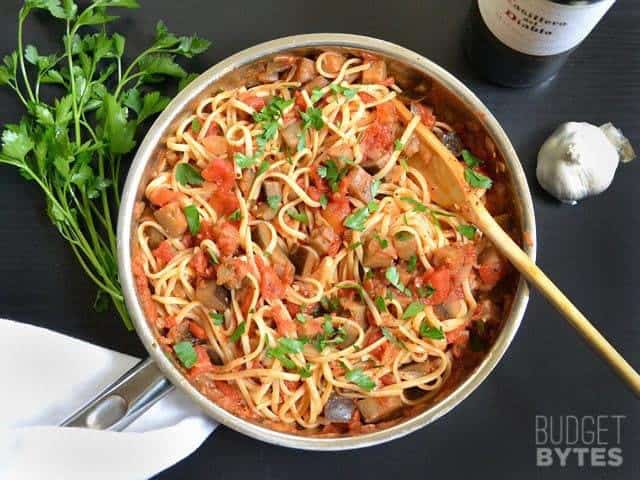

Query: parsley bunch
left=0, top=1, right=210, bottom=329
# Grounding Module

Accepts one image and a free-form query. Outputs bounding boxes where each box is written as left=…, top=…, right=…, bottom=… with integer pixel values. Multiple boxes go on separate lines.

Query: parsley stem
left=16, top=14, right=35, bottom=104
left=65, top=20, right=82, bottom=148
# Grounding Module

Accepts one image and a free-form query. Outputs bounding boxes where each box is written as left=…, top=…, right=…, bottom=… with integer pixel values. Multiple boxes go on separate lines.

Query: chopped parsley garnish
left=394, top=231, right=413, bottom=241
left=385, top=266, right=410, bottom=295
left=298, top=364, right=313, bottom=378
left=228, top=209, right=242, bottom=221
left=191, top=117, right=202, bottom=134
left=230, top=321, right=246, bottom=342
left=370, top=179, right=381, bottom=198
left=375, top=296, right=387, bottom=312
left=300, top=107, right=324, bottom=130
left=406, top=254, right=418, bottom=273
left=349, top=241, right=363, bottom=250
left=399, top=158, right=409, bottom=171
left=345, top=368, right=375, bottom=391
left=312, top=316, right=346, bottom=352
left=330, top=83, right=357, bottom=99
left=381, top=327, right=405, bottom=349
left=287, top=208, right=309, bottom=224
left=297, top=131, right=306, bottom=152
left=417, top=285, right=435, bottom=298
left=337, top=283, right=365, bottom=299
left=310, top=88, right=325, bottom=104
left=320, top=295, right=341, bottom=313
left=394, top=139, right=404, bottom=151
left=234, top=152, right=258, bottom=169
left=175, top=163, right=203, bottom=186
left=257, top=160, right=270, bottom=176
left=267, top=194, right=281, bottom=210
left=183, top=205, right=200, bottom=235
left=173, top=341, right=197, bottom=368
left=209, top=312, right=224, bottom=326
left=253, top=96, right=292, bottom=150
left=317, top=159, right=348, bottom=192
left=208, top=250, right=219, bottom=265
left=457, top=224, right=477, bottom=239
left=402, top=301, right=424, bottom=320
left=367, top=200, right=379, bottom=212
left=461, top=149, right=481, bottom=168
left=420, top=323, right=445, bottom=340
left=464, top=168, right=493, bottom=189
left=343, top=206, right=370, bottom=231
left=319, top=194, right=329, bottom=209
left=400, top=196, right=427, bottom=213
left=375, top=234, right=389, bottom=249
left=295, top=313, right=307, bottom=324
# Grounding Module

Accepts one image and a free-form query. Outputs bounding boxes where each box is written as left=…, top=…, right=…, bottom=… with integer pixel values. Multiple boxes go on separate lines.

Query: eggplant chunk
left=154, top=201, right=187, bottom=238
left=195, top=280, right=230, bottom=310
left=399, top=360, right=441, bottom=380
left=363, top=237, right=397, bottom=269
left=290, top=245, right=319, bottom=277
left=253, top=223, right=273, bottom=250
left=238, top=169, right=255, bottom=197
left=361, top=60, right=387, bottom=84
left=393, top=232, right=418, bottom=260
left=357, top=396, right=403, bottom=423
left=281, top=121, right=302, bottom=149
left=256, top=203, right=276, bottom=221
left=216, top=258, right=247, bottom=290
left=309, top=226, right=340, bottom=256
left=361, top=151, right=390, bottom=173
left=295, top=57, right=316, bottom=83
left=342, top=298, right=367, bottom=329
left=324, top=395, right=356, bottom=423
left=303, top=75, right=329, bottom=94
left=263, top=180, right=282, bottom=203
left=147, top=227, right=165, bottom=250
left=345, top=166, right=373, bottom=203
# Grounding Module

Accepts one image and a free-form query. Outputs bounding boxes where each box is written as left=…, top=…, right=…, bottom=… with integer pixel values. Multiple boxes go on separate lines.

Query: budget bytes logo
left=535, top=415, right=625, bottom=467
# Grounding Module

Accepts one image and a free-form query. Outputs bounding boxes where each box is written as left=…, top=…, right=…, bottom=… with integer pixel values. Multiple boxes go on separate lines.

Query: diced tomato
left=322, top=193, right=351, bottom=236
left=365, top=328, right=385, bottom=360
left=239, top=93, right=266, bottom=111
left=412, top=103, right=436, bottom=129
left=189, top=321, right=207, bottom=340
left=181, top=234, right=194, bottom=248
left=380, top=76, right=395, bottom=87
left=422, top=267, right=451, bottom=305
left=294, top=90, right=307, bottom=111
left=375, top=101, right=396, bottom=125
left=360, top=122, right=394, bottom=161
left=148, top=188, right=181, bottom=207
left=271, top=305, right=296, bottom=337
left=206, top=122, right=220, bottom=136
left=187, top=345, right=214, bottom=378
left=152, top=240, right=175, bottom=268
left=238, top=284, right=254, bottom=316
left=478, top=263, right=507, bottom=288
left=358, top=91, right=376, bottom=103
left=380, top=373, right=395, bottom=386
left=255, top=256, right=286, bottom=302
left=196, top=220, right=215, bottom=244
left=190, top=249, right=214, bottom=278
left=212, top=220, right=240, bottom=257
left=209, top=187, right=240, bottom=217
left=202, top=158, right=235, bottom=189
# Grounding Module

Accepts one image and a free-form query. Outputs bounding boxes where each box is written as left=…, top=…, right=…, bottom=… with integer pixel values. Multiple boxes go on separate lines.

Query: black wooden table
left=0, top=1, right=637, bottom=478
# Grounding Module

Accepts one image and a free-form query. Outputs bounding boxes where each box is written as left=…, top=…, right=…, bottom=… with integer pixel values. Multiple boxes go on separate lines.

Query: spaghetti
left=133, top=51, right=516, bottom=435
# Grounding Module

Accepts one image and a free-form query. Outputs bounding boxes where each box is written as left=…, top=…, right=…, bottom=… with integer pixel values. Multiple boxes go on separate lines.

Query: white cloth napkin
left=0, top=319, right=218, bottom=480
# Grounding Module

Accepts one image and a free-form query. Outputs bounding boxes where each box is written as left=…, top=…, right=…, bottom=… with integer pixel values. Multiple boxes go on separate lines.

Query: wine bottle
left=464, top=0, right=616, bottom=87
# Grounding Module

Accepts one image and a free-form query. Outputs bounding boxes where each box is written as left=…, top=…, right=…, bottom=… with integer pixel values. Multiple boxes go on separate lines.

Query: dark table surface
left=1, top=1, right=638, bottom=479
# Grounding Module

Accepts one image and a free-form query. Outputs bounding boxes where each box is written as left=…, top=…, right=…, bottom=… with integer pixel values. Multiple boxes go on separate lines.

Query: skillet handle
left=59, top=357, right=174, bottom=431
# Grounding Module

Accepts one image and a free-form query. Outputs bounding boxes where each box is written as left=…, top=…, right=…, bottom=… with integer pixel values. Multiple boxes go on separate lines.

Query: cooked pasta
left=132, top=51, right=517, bottom=435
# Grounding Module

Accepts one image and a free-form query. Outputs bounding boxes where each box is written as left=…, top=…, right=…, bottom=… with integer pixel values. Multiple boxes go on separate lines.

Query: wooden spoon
left=393, top=99, right=640, bottom=396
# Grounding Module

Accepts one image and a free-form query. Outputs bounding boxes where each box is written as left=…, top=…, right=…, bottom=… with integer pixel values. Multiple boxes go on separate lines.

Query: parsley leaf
left=420, top=323, right=445, bottom=340
left=461, top=149, right=481, bottom=168
left=381, top=327, right=405, bottom=349
left=402, top=301, right=424, bottom=320
left=296, top=131, right=306, bottom=152
left=345, top=368, right=376, bottom=391
left=343, top=207, right=369, bottom=231
left=287, top=208, right=309, bottom=224
left=385, top=266, right=410, bottom=295
left=319, top=194, right=328, bottom=208
left=370, top=178, right=381, bottom=198
left=330, top=83, right=357, bottom=99
left=174, top=341, right=197, bottom=368
left=375, top=296, right=387, bottom=312
left=183, top=204, right=200, bottom=235
left=300, top=107, right=324, bottom=130
left=317, top=159, right=348, bottom=192
left=406, top=254, right=418, bottom=273
left=374, top=234, right=389, bottom=248
left=209, top=311, right=224, bottom=326
left=464, top=168, right=493, bottom=189
left=267, top=194, right=281, bottom=210
left=230, top=321, right=246, bottom=342
left=417, top=285, right=435, bottom=298
left=228, top=209, right=242, bottom=221
left=457, top=224, right=477, bottom=239
left=234, top=152, right=258, bottom=169
left=349, top=241, right=363, bottom=250
left=394, top=139, right=404, bottom=151
left=175, top=163, right=203, bottom=186
left=310, top=88, right=324, bottom=104
left=257, top=160, right=270, bottom=176
left=191, top=117, right=202, bottom=133
left=295, top=313, right=307, bottom=324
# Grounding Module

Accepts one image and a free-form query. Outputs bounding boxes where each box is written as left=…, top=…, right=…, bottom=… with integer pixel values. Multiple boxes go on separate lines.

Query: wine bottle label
left=478, top=0, right=615, bottom=56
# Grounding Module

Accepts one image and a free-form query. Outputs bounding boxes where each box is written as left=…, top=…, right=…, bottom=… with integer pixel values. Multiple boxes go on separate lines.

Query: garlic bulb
left=536, top=122, right=635, bottom=205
